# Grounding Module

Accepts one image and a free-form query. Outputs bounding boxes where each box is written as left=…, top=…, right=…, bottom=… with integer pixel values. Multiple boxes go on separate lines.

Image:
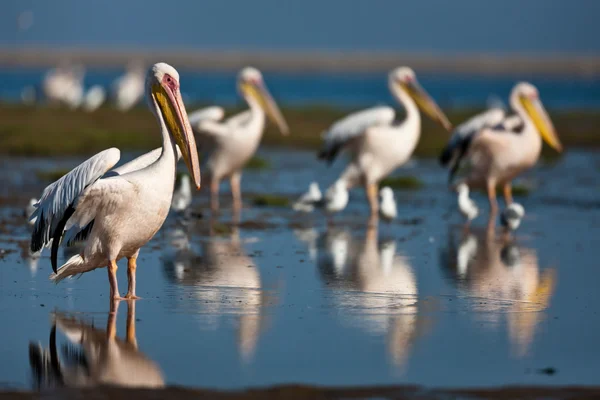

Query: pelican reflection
left=162, top=225, right=270, bottom=362
left=440, top=225, right=556, bottom=357
left=308, top=226, right=425, bottom=368
left=29, top=301, right=164, bottom=389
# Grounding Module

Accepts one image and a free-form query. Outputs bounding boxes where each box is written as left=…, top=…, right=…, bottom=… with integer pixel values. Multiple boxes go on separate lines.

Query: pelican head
left=238, top=67, right=289, bottom=135
left=389, top=67, right=452, bottom=131
left=512, top=82, right=562, bottom=152
left=146, top=63, right=201, bottom=189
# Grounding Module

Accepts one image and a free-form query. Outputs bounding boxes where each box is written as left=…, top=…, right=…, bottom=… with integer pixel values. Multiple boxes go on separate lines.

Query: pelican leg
left=503, top=182, right=513, bottom=206
left=487, top=181, right=499, bottom=216
left=108, top=260, right=124, bottom=301
left=230, top=172, right=242, bottom=219
left=365, top=182, right=379, bottom=227
left=107, top=300, right=119, bottom=339
left=125, top=300, right=138, bottom=349
left=125, top=256, right=140, bottom=300
left=210, top=178, right=220, bottom=214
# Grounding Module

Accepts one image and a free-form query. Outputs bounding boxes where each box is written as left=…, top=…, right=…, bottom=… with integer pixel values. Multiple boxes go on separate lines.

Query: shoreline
left=1, top=48, right=599, bottom=77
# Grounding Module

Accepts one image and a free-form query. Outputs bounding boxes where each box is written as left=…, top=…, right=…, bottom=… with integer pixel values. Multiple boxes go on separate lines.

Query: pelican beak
left=520, top=95, right=563, bottom=152
left=241, top=80, right=290, bottom=135
left=400, top=79, right=452, bottom=131
left=153, top=78, right=201, bottom=189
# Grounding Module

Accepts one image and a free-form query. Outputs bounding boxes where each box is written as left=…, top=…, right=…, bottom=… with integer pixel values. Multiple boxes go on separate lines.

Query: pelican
left=29, top=62, right=201, bottom=300
left=292, top=181, right=322, bottom=212
left=82, top=85, right=106, bottom=112
left=171, top=174, right=192, bottom=213
left=318, top=67, right=451, bottom=222
left=379, top=187, right=397, bottom=222
left=112, top=64, right=145, bottom=111
left=500, top=203, right=525, bottom=231
left=190, top=67, right=289, bottom=214
left=441, top=82, right=562, bottom=214
left=456, top=183, right=479, bottom=222
left=42, top=65, right=85, bottom=109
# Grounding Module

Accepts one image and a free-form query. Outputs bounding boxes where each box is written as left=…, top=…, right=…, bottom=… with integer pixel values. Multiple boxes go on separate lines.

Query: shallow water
left=0, top=148, right=599, bottom=390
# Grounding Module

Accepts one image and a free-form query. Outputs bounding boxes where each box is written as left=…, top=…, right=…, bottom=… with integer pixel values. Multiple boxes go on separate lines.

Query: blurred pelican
left=29, top=302, right=163, bottom=389
left=440, top=225, right=556, bottom=356
left=82, top=85, right=106, bottom=112
left=314, top=226, right=425, bottom=368
left=171, top=174, right=192, bottom=214
left=441, top=82, right=562, bottom=215
left=112, top=64, right=145, bottom=111
left=162, top=227, right=269, bottom=362
left=42, top=65, right=85, bottom=108
left=500, top=203, right=525, bottom=231
left=318, top=67, right=451, bottom=222
left=292, top=182, right=322, bottom=212
left=190, top=67, right=289, bottom=215
left=379, top=187, right=397, bottom=222
left=456, top=183, right=479, bottom=223
left=29, top=63, right=201, bottom=300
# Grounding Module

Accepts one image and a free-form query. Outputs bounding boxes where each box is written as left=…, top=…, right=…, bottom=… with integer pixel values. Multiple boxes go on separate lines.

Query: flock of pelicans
left=25, top=62, right=562, bottom=300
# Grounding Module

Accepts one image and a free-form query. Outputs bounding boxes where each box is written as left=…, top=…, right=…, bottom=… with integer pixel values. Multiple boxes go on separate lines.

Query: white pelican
left=292, top=181, right=322, bottom=212
left=456, top=183, right=479, bottom=222
left=82, top=85, right=106, bottom=112
left=190, top=67, right=289, bottom=214
left=441, top=82, right=562, bottom=214
left=42, top=65, right=85, bottom=109
left=171, top=174, right=192, bottom=213
left=500, top=203, right=525, bottom=231
left=29, top=302, right=163, bottom=389
left=112, top=64, right=145, bottom=111
left=29, top=62, right=201, bottom=300
left=318, top=67, right=451, bottom=222
left=379, top=187, right=397, bottom=222
left=324, top=180, right=349, bottom=214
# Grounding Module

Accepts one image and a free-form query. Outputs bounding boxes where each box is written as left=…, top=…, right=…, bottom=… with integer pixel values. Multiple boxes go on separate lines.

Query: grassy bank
left=0, top=103, right=597, bottom=157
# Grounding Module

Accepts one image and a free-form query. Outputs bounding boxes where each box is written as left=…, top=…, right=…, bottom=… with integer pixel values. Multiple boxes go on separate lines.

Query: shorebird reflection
left=440, top=225, right=556, bottom=357
left=308, top=226, right=424, bottom=368
left=28, top=301, right=164, bottom=389
left=162, top=225, right=269, bottom=363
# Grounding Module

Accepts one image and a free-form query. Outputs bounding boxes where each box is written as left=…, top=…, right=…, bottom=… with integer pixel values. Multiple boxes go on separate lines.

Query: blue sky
left=2, top=0, right=599, bottom=53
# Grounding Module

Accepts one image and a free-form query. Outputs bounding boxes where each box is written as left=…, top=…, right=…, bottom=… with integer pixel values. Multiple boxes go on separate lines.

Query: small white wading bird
left=500, top=203, right=525, bottom=231
left=29, top=63, right=201, bottom=300
left=325, top=180, right=349, bottom=215
left=456, top=183, right=479, bottom=222
left=440, top=82, right=562, bottom=215
left=171, top=174, right=192, bottom=213
left=190, top=67, right=289, bottom=214
left=318, top=67, right=451, bottom=221
left=292, top=182, right=322, bottom=212
left=379, top=187, right=397, bottom=222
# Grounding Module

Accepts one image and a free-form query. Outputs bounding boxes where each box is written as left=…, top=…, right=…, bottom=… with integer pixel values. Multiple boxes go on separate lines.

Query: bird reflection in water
left=301, top=225, right=427, bottom=369
left=28, top=300, right=164, bottom=389
left=162, top=224, right=271, bottom=363
left=440, top=224, right=556, bottom=357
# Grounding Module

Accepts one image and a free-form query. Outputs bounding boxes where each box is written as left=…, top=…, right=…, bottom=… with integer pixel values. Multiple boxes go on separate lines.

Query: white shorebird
left=500, top=203, right=525, bottom=231
left=318, top=67, right=451, bottom=221
left=379, top=187, right=397, bottom=222
left=456, top=183, right=479, bottom=222
left=324, top=180, right=349, bottom=215
left=441, top=82, right=562, bottom=215
left=29, top=62, right=201, bottom=300
left=190, top=67, right=289, bottom=215
left=171, top=174, right=192, bottom=213
left=292, top=182, right=322, bottom=212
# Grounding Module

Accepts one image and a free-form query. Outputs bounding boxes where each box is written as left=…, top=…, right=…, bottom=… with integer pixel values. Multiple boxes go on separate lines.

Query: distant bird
left=379, top=187, right=397, bottom=222
left=82, top=85, right=106, bottom=112
left=292, top=182, right=322, bottom=212
left=42, top=65, right=85, bottom=108
left=325, top=180, right=349, bottom=214
left=500, top=203, right=525, bottom=231
left=456, top=183, right=479, bottom=222
left=191, top=67, right=289, bottom=215
left=318, top=67, right=451, bottom=220
left=29, top=63, right=201, bottom=300
left=440, top=82, right=562, bottom=215
left=25, top=198, right=37, bottom=225
left=112, top=64, right=145, bottom=111
left=171, top=174, right=192, bottom=213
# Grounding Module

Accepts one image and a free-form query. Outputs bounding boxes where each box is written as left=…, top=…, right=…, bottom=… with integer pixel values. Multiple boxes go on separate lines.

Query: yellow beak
left=241, top=81, right=289, bottom=135
left=520, top=96, right=563, bottom=152
left=152, top=82, right=201, bottom=189
left=400, top=80, right=452, bottom=132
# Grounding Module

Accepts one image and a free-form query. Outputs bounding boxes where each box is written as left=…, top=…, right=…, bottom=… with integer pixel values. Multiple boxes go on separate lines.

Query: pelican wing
left=440, top=107, right=506, bottom=168
left=31, top=148, right=121, bottom=252
left=318, top=106, right=395, bottom=164
left=188, top=106, right=225, bottom=130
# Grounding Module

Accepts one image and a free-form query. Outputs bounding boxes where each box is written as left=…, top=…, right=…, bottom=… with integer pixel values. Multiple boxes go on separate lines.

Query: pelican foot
left=112, top=295, right=127, bottom=301
left=124, top=294, right=141, bottom=300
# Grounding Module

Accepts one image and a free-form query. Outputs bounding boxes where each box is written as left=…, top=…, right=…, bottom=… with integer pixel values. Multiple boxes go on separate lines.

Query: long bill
left=247, top=81, right=290, bottom=135
left=520, top=96, right=563, bottom=152
left=153, top=81, right=202, bottom=189
left=401, top=80, right=452, bottom=132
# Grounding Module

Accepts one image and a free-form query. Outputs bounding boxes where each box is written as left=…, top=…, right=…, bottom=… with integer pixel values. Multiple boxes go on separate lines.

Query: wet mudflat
left=0, top=148, right=599, bottom=391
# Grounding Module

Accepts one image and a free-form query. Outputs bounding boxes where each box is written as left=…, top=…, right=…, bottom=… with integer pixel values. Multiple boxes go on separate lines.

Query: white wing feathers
left=30, top=148, right=121, bottom=251
left=319, top=106, right=395, bottom=163
left=110, top=146, right=182, bottom=177
left=188, top=106, right=226, bottom=136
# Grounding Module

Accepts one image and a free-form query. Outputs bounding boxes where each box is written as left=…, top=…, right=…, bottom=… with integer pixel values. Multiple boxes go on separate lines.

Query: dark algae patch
left=252, top=194, right=290, bottom=207
left=380, top=175, right=423, bottom=190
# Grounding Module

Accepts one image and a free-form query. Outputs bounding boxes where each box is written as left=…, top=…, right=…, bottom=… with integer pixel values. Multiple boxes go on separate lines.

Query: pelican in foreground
left=190, top=67, right=289, bottom=215
left=29, top=63, right=201, bottom=300
left=318, top=67, right=451, bottom=222
left=441, top=82, right=562, bottom=215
